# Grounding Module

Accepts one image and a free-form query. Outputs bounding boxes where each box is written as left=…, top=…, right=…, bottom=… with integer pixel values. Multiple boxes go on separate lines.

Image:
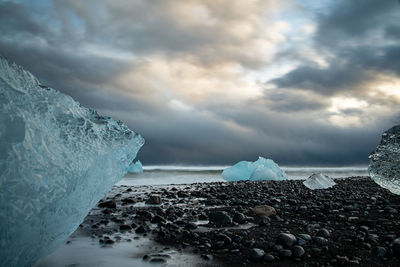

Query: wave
left=143, top=165, right=367, bottom=173
left=143, top=165, right=229, bottom=172
left=121, top=165, right=369, bottom=186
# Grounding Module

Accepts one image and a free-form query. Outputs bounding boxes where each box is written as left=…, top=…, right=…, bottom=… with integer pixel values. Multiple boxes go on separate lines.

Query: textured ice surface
left=303, top=173, right=336, bottom=190
left=0, top=56, right=144, bottom=267
left=369, top=125, right=400, bottom=195
left=222, top=157, right=287, bottom=182
left=127, top=160, right=143, bottom=173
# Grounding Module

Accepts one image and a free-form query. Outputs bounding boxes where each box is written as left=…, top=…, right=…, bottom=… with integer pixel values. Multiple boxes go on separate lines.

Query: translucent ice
left=128, top=160, right=143, bottom=173
left=0, top=56, right=144, bottom=267
left=303, top=173, right=336, bottom=190
left=221, top=161, right=253, bottom=181
left=369, top=125, right=400, bottom=195
left=222, top=157, right=287, bottom=181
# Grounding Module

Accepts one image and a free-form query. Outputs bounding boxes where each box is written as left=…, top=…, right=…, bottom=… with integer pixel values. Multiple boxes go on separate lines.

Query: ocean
left=119, top=165, right=369, bottom=186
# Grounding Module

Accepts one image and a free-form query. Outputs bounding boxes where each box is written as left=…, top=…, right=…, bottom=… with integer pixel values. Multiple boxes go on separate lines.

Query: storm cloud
left=1, top=0, right=399, bottom=165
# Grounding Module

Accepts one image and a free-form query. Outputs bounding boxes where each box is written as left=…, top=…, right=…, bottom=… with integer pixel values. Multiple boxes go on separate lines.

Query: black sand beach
left=79, top=177, right=400, bottom=266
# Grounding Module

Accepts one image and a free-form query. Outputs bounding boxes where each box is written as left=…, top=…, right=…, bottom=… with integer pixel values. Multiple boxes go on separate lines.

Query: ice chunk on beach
left=222, top=157, right=287, bottom=181
left=369, top=125, right=400, bottom=195
left=303, top=173, right=336, bottom=190
left=250, top=157, right=288, bottom=181
left=0, top=56, right=144, bottom=267
left=128, top=160, right=143, bottom=173
left=221, top=161, right=253, bottom=181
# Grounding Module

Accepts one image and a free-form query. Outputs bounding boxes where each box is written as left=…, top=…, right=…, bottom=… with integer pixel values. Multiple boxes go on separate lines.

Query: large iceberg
left=222, top=157, right=287, bottom=181
left=303, top=173, right=336, bottom=190
left=369, top=125, right=400, bottom=195
left=0, top=56, right=144, bottom=267
left=128, top=160, right=143, bottom=173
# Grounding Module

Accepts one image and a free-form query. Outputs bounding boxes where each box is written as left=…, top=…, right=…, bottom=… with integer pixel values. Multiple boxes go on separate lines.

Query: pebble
left=119, top=224, right=132, bottom=231
left=250, top=248, right=265, bottom=261
left=135, top=225, right=148, bottom=234
left=297, top=238, right=307, bottom=246
left=279, top=249, right=292, bottom=258
left=314, top=236, right=328, bottom=246
left=185, top=222, right=198, bottom=230
left=97, top=200, right=116, bottom=209
left=263, top=253, right=275, bottom=262
left=145, top=195, right=162, bottom=205
left=104, top=239, right=114, bottom=245
left=177, top=191, right=189, bottom=198
left=258, top=216, right=270, bottom=226
left=253, top=205, right=277, bottom=217
left=201, top=254, right=213, bottom=260
left=370, top=246, right=387, bottom=257
left=291, top=245, right=305, bottom=258
left=298, top=234, right=311, bottom=241
left=208, top=211, right=232, bottom=226
left=151, top=215, right=166, bottom=223
left=233, top=212, right=246, bottom=224
left=277, top=233, right=297, bottom=248
left=149, top=258, right=166, bottom=263
left=392, top=238, right=400, bottom=257
left=311, top=247, right=322, bottom=255
left=316, top=228, right=330, bottom=238
left=299, top=205, right=308, bottom=212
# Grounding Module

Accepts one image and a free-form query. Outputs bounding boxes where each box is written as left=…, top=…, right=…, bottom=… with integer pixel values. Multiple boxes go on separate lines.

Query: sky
left=1, top=0, right=399, bottom=166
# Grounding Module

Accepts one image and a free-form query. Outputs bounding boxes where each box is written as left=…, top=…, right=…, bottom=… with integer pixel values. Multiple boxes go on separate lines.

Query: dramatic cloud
left=269, top=0, right=400, bottom=129
left=1, top=0, right=399, bottom=165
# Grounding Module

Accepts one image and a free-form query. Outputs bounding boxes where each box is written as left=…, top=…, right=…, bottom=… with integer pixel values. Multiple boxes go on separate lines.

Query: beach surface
left=36, top=176, right=400, bottom=266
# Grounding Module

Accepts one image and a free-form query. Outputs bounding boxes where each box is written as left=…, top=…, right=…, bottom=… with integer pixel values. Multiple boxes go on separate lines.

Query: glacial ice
left=303, top=173, right=336, bottom=190
left=222, top=157, right=287, bottom=182
left=128, top=160, right=143, bottom=173
left=369, top=125, right=400, bottom=195
left=0, top=56, right=144, bottom=267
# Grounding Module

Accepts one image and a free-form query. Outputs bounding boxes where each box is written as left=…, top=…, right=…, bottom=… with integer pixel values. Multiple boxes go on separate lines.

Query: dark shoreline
left=78, top=176, right=400, bottom=266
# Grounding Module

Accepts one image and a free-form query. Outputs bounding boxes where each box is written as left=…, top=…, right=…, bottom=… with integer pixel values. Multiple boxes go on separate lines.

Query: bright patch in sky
left=328, top=97, right=368, bottom=113
left=375, top=76, right=400, bottom=100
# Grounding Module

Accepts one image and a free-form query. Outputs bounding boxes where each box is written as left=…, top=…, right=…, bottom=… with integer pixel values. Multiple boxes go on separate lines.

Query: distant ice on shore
left=221, top=157, right=288, bottom=182
left=128, top=160, right=143, bottom=173
left=303, top=173, right=336, bottom=190
left=369, top=125, right=400, bottom=195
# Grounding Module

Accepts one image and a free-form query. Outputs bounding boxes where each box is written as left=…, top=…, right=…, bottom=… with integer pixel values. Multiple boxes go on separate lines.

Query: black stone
left=250, top=248, right=265, bottom=261
left=370, top=246, right=386, bottom=257
left=233, top=212, right=246, bottom=224
left=316, top=228, right=330, bottom=238
left=277, top=233, right=297, bottom=248
left=98, top=200, right=116, bottom=209
left=314, top=236, right=328, bottom=246
left=279, top=249, right=292, bottom=258
left=263, top=254, right=275, bottom=262
left=291, top=245, right=305, bottom=258
left=392, top=238, right=400, bottom=257
left=145, top=195, right=162, bottom=205
left=119, top=224, right=132, bottom=231
left=135, top=225, right=148, bottom=234
left=208, top=211, right=232, bottom=226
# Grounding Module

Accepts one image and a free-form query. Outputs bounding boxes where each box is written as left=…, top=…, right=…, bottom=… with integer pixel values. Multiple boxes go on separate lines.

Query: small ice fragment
left=368, top=125, right=400, bottom=195
left=222, top=156, right=287, bottom=182
left=128, top=160, right=143, bottom=173
left=303, top=173, right=336, bottom=190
